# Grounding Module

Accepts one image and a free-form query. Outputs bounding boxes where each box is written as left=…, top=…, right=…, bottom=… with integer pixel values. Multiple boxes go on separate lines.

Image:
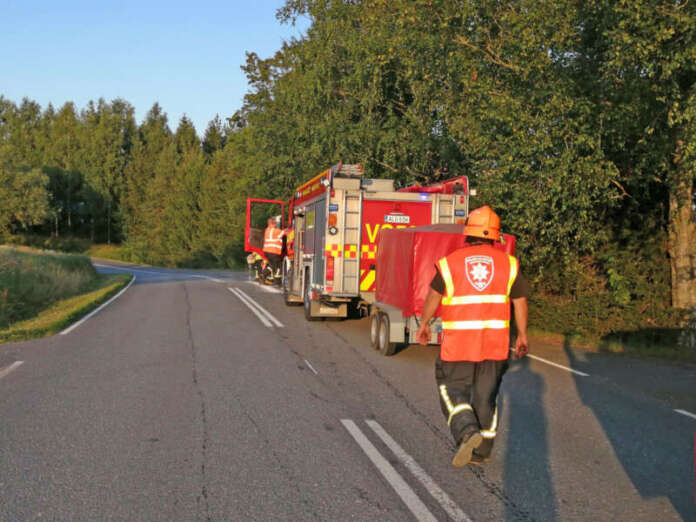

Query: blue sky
left=1, top=1, right=309, bottom=135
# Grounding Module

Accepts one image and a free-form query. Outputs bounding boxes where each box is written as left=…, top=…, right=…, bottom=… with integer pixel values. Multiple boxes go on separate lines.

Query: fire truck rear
left=275, top=163, right=469, bottom=320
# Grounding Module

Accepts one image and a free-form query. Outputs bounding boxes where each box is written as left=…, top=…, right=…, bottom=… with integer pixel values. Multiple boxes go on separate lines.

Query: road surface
left=1, top=261, right=694, bottom=521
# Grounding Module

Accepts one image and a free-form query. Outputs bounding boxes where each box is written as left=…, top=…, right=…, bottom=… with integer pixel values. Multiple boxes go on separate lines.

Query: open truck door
left=245, top=198, right=286, bottom=258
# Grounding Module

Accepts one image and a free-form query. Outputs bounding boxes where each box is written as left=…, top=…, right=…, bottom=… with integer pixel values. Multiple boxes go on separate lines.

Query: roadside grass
left=0, top=273, right=132, bottom=343
left=0, top=247, right=98, bottom=328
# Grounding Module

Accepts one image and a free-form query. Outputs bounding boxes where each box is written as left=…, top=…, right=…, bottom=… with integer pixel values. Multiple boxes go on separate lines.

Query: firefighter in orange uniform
left=263, top=217, right=283, bottom=280
left=416, top=206, right=529, bottom=467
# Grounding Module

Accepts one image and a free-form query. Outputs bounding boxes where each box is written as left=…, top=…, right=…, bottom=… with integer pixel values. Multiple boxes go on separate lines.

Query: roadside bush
left=0, top=248, right=96, bottom=328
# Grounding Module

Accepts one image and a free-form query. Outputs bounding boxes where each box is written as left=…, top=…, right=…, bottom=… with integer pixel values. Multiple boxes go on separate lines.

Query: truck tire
left=370, top=313, right=381, bottom=349
left=378, top=314, right=398, bottom=356
left=303, top=271, right=321, bottom=321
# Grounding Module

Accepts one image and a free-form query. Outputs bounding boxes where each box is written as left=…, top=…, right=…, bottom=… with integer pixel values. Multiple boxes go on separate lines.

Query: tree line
left=1, top=0, right=694, bottom=338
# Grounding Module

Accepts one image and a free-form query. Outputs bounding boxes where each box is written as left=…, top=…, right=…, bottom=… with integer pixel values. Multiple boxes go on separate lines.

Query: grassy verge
left=0, top=273, right=132, bottom=344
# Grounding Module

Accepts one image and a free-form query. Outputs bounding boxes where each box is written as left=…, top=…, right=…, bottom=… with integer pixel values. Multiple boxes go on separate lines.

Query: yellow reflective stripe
left=480, top=407, right=498, bottom=439
left=448, top=403, right=473, bottom=426
left=441, top=294, right=510, bottom=306
left=442, top=320, right=509, bottom=330
left=439, top=385, right=473, bottom=426
left=507, top=256, right=518, bottom=295
left=438, top=258, right=454, bottom=298
left=439, top=385, right=454, bottom=412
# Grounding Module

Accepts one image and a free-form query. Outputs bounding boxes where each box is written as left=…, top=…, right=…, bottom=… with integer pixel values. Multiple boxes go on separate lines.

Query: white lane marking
left=674, top=409, right=696, bottom=420
left=60, top=275, right=136, bottom=335
left=0, top=361, right=24, bottom=380
left=234, top=288, right=284, bottom=327
left=190, top=275, right=224, bottom=283
left=366, top=420, right=471, bottom=522
left=341, top=419, right=438, bottom=522
left=511, top=349, right=590, bottom=377
left=93, top=265, right=167, bottom=276
left=94, top=264, right=224, bottom=282
left=229, top=288, right=272, bottom=327
left=304, top=359, right=318, bottom=375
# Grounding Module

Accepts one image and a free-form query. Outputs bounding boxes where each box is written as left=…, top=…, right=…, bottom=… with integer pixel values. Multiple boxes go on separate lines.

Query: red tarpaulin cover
left=375, top=224, right=515, bottom=317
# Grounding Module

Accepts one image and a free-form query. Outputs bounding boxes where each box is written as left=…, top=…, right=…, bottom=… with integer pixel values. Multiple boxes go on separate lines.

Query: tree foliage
left=1, top=0, right=694, bottom=337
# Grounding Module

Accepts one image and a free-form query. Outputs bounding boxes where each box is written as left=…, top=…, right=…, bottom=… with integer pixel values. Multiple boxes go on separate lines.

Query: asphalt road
left=1, top=260, right=694, bottom=521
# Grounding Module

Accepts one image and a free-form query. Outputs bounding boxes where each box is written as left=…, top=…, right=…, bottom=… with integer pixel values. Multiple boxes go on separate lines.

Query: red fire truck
left=245, top=163, right=470, bottom=321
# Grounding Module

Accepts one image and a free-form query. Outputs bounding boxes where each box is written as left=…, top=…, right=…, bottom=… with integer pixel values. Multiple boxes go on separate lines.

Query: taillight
left=328, top=213, right=337, bottom=226
left=326, top=256, right=335, bottom=283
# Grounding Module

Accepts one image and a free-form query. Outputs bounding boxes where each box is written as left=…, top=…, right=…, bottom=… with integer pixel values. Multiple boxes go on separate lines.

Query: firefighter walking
left=263, top=217, right=283, bottom=282
left=416, top=206, right=529, bottom=467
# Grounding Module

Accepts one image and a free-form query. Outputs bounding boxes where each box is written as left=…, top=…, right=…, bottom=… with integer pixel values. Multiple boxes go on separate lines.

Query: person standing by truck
left=416, top=206, right=529, bottom=467
left=263, top=217, right=283, bottom=281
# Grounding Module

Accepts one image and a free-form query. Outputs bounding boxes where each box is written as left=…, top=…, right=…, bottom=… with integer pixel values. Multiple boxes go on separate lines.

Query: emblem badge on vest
left=465, top=255, right=495, bottom=291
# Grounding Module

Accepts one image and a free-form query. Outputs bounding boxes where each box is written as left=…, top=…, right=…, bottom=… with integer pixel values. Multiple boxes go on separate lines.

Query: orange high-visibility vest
left=263, top=226, right=283, bottom=255
left=437, top=244, right=518, bottom=362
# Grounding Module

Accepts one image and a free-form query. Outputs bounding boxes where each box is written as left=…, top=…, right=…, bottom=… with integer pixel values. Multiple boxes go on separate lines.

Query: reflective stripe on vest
left=439, top=384, right=473, bottom=426
left=442, top=294, right=509, bottom=306
left=442, top=320, right=510, bottom=330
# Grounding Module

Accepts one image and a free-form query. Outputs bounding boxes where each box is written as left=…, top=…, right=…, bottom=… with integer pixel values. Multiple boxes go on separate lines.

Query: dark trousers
left=265, top=253, right=281, bottom=276
left=435, top=356, right=508, bottom=458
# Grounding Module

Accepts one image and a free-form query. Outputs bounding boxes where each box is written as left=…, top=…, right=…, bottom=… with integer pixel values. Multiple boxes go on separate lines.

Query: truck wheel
left=378, top=314, right=398, bottom=356
left=370, top=313, right=381, bottom=349
left=303, top=273, right=321, bottom=321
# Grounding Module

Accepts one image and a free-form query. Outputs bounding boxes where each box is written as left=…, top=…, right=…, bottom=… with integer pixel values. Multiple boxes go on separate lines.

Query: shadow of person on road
left=502, top=355, right=559, bottom=521
left=563, top=337, right=695, bottom=519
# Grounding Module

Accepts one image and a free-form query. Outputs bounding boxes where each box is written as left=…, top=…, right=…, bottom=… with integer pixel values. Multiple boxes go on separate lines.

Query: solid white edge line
left=511, top=349, right=590, bottom=377
left=674, top=409, right=696, bottom=420
left=340, top=419, right=438, bottom=522
left=228, top=288, right=273, bottom=327
left=59, top=275, right=136, bottom=335
left=190, top=275, right=224, bottom=283
left=366, top=420, right=471, bottom=522
left=0, top=361, right=24, bottom=380
left=304, top=359, right=319, bottom=375
left=235, top=288, right=284, bottom=327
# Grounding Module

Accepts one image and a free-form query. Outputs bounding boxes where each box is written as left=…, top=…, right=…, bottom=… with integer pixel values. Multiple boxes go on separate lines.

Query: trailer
left=245, top=164, right=470, bottom=321
left=371, top=224, right=516, bottom=355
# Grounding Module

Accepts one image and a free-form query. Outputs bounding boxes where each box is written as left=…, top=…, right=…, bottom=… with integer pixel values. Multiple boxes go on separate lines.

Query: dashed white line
left=341, top=419, right=438, bottom=522
left=366, top=420, right=471, bottom=522
left=229, top=288, right=273, bottom=327
left=304, top=359, right=318, bottom=375
left=234, top=288, right=284, bottom=327
left=60, top=275, right=136, bottom=335
left=512, top=349, right=590, bottom=377
left=0, top=361, right=24, bottom=380
left=674, top=409, right=696, bottom=420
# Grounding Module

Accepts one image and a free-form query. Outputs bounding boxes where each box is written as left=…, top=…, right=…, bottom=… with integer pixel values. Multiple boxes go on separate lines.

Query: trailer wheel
left=378, top=314, right=398, bottom=356
left=303, top=271, right=321, bottom=321
left=370, top=313, right=381, bottom=349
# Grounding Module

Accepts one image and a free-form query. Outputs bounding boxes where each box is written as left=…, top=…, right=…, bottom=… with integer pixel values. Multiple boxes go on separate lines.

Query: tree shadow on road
left=563, top=337, right=695, bottom=519
left=502, top=356, right=559, bottom=521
